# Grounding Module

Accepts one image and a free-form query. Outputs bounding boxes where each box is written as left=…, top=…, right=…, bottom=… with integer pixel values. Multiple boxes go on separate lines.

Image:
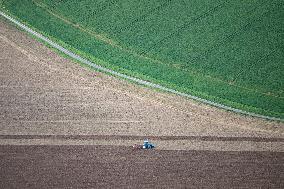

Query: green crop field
left=1, top=0, right=283, bottom=119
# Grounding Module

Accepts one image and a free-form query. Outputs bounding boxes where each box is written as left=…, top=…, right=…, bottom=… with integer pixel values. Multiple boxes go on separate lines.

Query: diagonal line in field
left=0, top=11, right=282, bottom=122
left=146, top=1, right=227, bottom=52
left=115, top=0, right=173, bottom=33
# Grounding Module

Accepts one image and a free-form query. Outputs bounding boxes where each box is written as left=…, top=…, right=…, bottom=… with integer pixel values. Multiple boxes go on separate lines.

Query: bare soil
left=1, top=145, right=283, bottom=189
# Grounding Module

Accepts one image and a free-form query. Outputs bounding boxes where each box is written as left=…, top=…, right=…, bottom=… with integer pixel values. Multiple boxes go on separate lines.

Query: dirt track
left=0, top=17, right=284, bottom=188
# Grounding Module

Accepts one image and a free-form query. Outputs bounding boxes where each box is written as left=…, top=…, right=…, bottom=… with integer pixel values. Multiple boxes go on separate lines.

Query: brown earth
left=0, top=17, right=284, bottom=188
left=1, top=145, right=284, bottom=189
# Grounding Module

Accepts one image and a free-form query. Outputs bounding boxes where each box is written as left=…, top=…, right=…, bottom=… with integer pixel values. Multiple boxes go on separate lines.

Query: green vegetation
left=1, top=0, right=283, bottom=119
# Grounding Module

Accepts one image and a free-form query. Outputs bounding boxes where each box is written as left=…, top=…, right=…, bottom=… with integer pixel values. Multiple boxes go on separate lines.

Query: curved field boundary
left=0, top=11, right=282, bottom=122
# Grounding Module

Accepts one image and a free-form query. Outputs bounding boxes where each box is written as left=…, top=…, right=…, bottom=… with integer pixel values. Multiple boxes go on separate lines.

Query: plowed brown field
left=1, top=145, right=283, bottom=189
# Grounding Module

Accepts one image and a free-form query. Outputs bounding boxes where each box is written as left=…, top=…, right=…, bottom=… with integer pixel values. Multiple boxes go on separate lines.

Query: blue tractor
left=133, top=139, right=155, bottom=149
left=143, top=139, right=155, bottom=149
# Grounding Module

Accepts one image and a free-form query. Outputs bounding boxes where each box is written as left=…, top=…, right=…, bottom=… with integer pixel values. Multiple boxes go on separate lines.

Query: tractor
left=133, top=139, right=155, bottom=149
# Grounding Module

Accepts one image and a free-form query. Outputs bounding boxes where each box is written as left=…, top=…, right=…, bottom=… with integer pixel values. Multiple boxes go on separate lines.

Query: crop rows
left=146, top=1, right=227, bottom=53
left=188, top=1, right=269, bottom=73
left=115, top=0, right=173, bottom=33
left=113, top=0, right=226, bottom=55
left=145, top=0, right=273, bottom=79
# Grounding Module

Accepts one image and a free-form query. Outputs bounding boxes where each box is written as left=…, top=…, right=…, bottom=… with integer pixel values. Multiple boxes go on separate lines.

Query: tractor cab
left=143, top=139, right=155, bottom=149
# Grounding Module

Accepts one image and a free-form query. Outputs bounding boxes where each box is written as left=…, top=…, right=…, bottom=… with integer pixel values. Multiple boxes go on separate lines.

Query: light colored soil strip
left=1, top=135, right=283, bottom=142
left=1, top=139, right=283, bottom=152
